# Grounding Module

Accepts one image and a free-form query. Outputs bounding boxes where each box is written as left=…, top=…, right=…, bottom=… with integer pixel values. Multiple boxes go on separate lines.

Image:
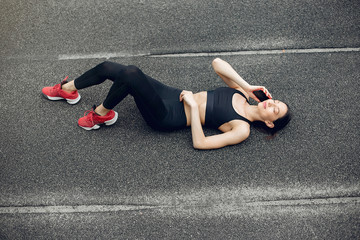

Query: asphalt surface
left=1, top=0, right=359, bottom=239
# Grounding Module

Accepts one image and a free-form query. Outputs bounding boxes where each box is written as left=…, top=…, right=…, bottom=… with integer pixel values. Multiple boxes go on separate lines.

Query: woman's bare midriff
left=183, top=91, right=207, bottom=126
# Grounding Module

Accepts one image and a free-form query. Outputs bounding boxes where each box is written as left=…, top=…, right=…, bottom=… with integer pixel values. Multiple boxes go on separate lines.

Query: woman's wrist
left=242, top=83, right=252, bottom=91
left=190, top=103, right=198, bottom=110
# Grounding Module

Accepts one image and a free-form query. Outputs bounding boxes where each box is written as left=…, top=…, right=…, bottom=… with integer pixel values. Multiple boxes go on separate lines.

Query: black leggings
left=74, top=61, right=187, bottom=131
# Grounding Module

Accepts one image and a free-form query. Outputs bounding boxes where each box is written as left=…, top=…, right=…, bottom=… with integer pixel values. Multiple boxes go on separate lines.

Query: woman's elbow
left=212, top=58, right=222, bottom=67
left=212, top=58, right=227, bottom=73
left=192, top=140, right=208, bottom=150
left=193, top=141, right=202, bottom=150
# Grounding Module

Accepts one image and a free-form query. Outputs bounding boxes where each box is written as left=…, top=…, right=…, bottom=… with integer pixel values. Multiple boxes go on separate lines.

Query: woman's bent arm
left=212, top=58, right=272, bottom=102
left=212, top=58, right=251, bottom=90
left=180, top=90, right=249, bottom=150
left=189, top=104, right=206, bottom=148
left=190, top=104, right=250, bottom=150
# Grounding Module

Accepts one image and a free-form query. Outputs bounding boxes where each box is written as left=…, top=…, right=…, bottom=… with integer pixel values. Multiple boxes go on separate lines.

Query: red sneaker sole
left=42, top=93, right=81, bottom=104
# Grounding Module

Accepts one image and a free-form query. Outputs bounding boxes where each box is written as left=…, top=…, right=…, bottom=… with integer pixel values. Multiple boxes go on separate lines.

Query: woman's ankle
left=62, top=81, right=77, bottom=93
left=95, top=104, right=110, bottom=116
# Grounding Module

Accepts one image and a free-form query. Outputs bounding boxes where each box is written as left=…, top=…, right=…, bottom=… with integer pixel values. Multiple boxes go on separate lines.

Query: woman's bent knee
left=125, top=65, right=142, bottom=76
left=97, top=61, right=116, bottom=71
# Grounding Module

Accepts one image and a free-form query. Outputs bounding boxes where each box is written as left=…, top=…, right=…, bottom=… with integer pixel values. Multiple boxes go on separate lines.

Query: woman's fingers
left=262, top=87, right=272, bottom=99
left=179, top=90, right=186, bottom=101
left=179, top=90, right=193, bottom=101
left=180, top=90, right=198, bottom=107
left=260, top=87, right=272, bottom=99
left=249, top=85, right=273, bottom=101
left=179, top=91, right=184, bottom=101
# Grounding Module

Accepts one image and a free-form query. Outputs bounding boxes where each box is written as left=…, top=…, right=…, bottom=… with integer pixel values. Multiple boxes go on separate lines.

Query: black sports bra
left=204, top=87, right=251, bottom=129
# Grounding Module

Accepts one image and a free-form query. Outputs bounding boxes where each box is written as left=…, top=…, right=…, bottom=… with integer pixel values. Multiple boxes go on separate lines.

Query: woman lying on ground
left=42, top=58, right=291, bottom=150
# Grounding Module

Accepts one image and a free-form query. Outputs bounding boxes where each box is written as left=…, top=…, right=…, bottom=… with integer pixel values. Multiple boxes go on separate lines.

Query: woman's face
left=258, top=99, right=288, bottom=123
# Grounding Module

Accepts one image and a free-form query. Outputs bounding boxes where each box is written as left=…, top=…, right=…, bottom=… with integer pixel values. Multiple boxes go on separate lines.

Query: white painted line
left=0, top=205, right=157, bottom=214
left=150, top=47, right=360, bottom=58
left=246, top=197, right=360, bottom=206
left=1, top=197, right=358, bottom=214
left=57, top=47, right=360, bottom=60
left=58, top=52, right=149, bottom=60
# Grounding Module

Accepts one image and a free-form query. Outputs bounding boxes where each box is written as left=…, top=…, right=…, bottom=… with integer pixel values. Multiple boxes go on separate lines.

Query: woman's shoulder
left=232, top=121, right=251, bottom=136
left=219, top=119, right=251, bottom=134
left=229, top=121, right=251, bottom=140
left=233, top=87, right=250, bottom=101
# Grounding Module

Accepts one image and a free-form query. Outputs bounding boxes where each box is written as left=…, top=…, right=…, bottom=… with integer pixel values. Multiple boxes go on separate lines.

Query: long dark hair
left=252, top=105, right=292, bottom=137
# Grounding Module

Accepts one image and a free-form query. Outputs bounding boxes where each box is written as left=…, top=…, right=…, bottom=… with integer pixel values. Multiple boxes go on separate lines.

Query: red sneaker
left=78, top=105, right=118, bottom=130
left=42, top=76, right=81, bottom=104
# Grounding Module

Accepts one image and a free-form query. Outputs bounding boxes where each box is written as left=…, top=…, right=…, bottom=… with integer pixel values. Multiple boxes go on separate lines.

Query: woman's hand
left=180, top=90, right=197, bottom=108
left=246, top=85, right=272, bottom=102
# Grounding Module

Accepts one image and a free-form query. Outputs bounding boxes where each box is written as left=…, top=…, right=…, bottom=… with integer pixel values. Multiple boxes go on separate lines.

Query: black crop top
left=204, top=87, right=251, bottom=129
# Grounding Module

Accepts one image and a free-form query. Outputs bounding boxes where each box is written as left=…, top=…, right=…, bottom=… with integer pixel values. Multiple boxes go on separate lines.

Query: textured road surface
left=1, top=0, right=359, bottom=239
